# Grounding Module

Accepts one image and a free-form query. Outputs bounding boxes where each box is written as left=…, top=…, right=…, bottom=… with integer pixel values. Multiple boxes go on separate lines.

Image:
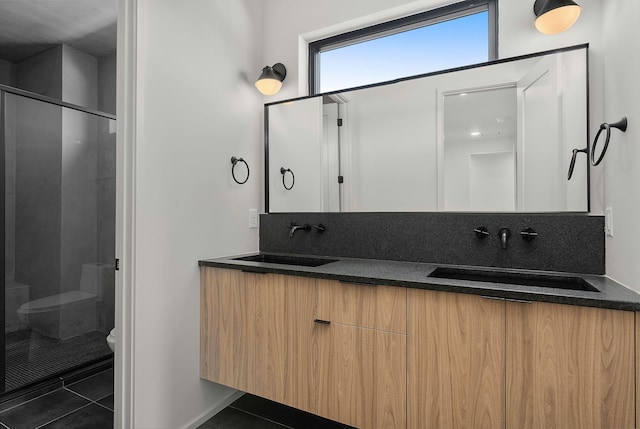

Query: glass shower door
left=2, top=89, right=115, bottom=393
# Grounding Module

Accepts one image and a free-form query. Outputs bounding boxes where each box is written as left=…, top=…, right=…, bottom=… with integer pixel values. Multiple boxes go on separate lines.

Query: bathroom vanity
left=199, top=254, right=640, bottom=429
left=199, top=42, right=635, bottom=429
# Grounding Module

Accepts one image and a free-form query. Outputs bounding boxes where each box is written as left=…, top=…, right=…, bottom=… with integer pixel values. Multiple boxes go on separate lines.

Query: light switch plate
left=605, top=207, right=613, bottom=237
left=249, top=209, right=258, bottom=229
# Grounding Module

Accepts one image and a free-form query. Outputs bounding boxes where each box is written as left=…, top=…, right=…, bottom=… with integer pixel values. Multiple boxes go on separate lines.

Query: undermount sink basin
left=233, top=254, right=338, bottom=267
left=428, top=267, right=599, bottom=292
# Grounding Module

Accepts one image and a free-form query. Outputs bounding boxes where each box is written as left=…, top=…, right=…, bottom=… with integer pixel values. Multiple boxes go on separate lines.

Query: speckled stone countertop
left=198, top=252, right=640, bottom=312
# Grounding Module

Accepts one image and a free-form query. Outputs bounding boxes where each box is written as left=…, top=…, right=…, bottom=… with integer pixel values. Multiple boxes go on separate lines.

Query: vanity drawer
left=315, top=279, right=406, bottom=334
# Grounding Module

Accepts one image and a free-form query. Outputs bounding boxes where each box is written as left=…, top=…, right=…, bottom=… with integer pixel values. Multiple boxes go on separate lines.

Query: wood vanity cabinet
left=314, top=280, right=407, bottom=429
left=200, top=268, right=406, bottom=428
left=200, top=268, right=315, bottom=413
left=407, top=289, right=505, bottom=429
left=506, top=300, right=635, bottom=429
left=408, top=288, right=635, bottom=429
left=203, top=267, right=636, bottom=429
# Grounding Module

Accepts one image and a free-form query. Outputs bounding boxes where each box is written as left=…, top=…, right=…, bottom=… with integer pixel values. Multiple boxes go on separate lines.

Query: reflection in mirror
left=441, top=86, right=516, bottom=211
left=266, top=45, right=588, bottom=213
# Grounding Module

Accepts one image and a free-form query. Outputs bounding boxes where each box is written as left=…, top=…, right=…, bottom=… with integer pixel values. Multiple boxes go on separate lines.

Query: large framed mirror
left=265, top=44, right=589, bottom=213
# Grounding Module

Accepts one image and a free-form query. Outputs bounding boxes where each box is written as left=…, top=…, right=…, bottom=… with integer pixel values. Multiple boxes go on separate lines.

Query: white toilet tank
left=79, top=263, right=115, bottom=299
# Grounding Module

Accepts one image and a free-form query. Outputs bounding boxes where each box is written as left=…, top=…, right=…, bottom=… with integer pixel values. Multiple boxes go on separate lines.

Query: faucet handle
left=314, top=224, right=326, bottom=233
left=520, top=227, right=538, bottom=241
left=473, top=226, right=490, bottom=238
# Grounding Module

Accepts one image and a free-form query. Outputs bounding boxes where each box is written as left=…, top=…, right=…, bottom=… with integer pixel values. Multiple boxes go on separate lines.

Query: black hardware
left=473, top=226, right=490, bottom=239
left=591, top=117, right=628, bottom=166
left=231, top=156, right=250, bottom=184
left=567, top=147, right=587, bottom=180
left=287, top=223, right=311, bottom=238
left=520, top=227, right=539, bottom=241
left=314, top=224, right=326, bottom=233
left=115, top=259, right=120, bottom=271
left=337, top=118, right=343, bottom=127
left=339, top=280, right=378, bottom=287
left=280, top=167, right=295, bottom=190
left=498, top=227, right=511, bottom=249
left=314, top=319, right=331, bottom=325
left=338, top=175, right=344, bottom=184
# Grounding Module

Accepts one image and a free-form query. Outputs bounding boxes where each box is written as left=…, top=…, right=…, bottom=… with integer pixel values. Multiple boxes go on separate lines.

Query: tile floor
left=198, top=394, right=356, bottom=429
left=0, top=370, right=351, bottom=429
left=0, top=368, right=113, bottom=429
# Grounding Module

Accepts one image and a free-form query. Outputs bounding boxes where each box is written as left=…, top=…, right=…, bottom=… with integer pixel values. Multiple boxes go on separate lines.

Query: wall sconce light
left=533, top=0, right=581, bottom=35
left=255, top=63, right=287, bottom=96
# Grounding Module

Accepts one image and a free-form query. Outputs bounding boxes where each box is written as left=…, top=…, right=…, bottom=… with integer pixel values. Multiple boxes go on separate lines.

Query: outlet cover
left=605, top=207, right=614, bottom=237
left=249, top=209, right=258, bottom=229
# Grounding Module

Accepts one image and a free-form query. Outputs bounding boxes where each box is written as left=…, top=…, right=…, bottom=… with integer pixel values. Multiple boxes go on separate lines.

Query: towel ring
left=280, top=167, right=295, bottom=190
left=591, top=117, right=628, bottom=166
left=567, top=147, right=588, bottom=180
left=231, top=156, right=249, bottom=184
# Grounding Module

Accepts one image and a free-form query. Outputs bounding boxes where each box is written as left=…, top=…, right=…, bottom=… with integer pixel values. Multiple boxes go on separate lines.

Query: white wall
left=602, top=0, right=640, bottom=291
left=125, top=0, right=263, bottom=427
left=269, top=98, right=323, bottom=212
left=347, top=78, right=437, bottom=211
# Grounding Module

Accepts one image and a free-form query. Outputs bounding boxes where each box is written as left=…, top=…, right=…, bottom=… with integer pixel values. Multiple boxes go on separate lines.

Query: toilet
left=17, top=263, right=114, bottom=340
left=107, top=328, right=115, bottom=352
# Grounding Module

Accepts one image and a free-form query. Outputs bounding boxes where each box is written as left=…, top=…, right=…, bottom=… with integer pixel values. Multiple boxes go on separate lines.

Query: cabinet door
left=200, top=267, right=257, bottom=392
left=316, top=279, right=406, bottom=334
left=407, top=289, right=505, bottom=429
left=315, top=322, right=406, bottom=429
left=253, top=274, right=316, bottom=413
left=507, top=301, right=635, bottom=429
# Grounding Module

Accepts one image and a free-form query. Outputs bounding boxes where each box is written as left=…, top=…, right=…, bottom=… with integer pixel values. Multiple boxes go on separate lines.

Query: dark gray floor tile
left=198, top=407, right=286, bottom=429
left=97, top=394, right=114, bottom=411
left=230, top=394, right=350, bottom=429
left=39, top=403, right=113, bottom=429
left=66, top=368, right=113, bottom=401
left=0, top=389, right=89, bottom=429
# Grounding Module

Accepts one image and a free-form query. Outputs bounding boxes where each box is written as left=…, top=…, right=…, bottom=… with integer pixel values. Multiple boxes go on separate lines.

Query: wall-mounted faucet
left=498, top=227, right=511, bottom=249
left=288, top=223, right=310, bottom=238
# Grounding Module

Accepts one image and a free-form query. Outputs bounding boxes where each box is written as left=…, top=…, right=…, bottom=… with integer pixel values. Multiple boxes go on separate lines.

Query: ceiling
left=0, top=0, right=117, bottom=63
left=443, top=87, right=517, bottom=143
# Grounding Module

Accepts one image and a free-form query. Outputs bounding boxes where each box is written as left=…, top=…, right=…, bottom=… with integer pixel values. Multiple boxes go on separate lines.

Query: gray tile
left=66, top=368, right=113, bottom=401
left=198, top=407, right=286, bottom=429
left=97, top=394, right=114, bottom=411
left=0, top=389, right=89, bottom=429
left=39, top=403, right=113, bottom=429
left=230, top=394, right=348, bottom=429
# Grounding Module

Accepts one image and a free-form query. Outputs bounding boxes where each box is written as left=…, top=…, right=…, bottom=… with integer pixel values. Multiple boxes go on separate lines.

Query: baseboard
left=181, top=389, right=245, bottom=429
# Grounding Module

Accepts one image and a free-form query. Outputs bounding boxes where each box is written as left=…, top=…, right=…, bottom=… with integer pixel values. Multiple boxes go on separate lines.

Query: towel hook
left=591, top=117, right=628, bottom=166
left=230, top=156, right=249, bottom=184
left=280, top=167, right=295, bottom=190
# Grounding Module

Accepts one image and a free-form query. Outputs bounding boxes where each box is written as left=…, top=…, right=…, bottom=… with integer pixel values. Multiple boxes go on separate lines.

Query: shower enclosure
left=0, top=84, right=115, bottom=393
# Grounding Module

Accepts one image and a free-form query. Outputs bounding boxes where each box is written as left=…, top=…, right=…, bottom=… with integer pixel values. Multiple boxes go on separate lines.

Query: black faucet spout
left=288, top=223, right=311, bottom=238
left=499, top=227, right=511, bottom=249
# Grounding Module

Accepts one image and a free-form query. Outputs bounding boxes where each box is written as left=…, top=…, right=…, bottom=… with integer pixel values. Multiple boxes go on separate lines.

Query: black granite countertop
left=198, top=252, right=640, bottom=312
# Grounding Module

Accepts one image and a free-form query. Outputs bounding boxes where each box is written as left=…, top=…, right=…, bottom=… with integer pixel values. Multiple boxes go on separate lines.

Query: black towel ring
left=231, top=156, right=249, bottom=184
left=591, top=117, right=628, bottom=166
left=280, top=167, right=295, bottom=190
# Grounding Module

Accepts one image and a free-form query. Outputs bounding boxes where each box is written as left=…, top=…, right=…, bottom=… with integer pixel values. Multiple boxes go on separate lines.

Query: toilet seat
left=17, top=291, right=96, bottom=314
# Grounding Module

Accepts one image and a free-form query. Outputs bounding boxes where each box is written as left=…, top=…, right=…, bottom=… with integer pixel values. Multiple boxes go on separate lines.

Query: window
left=308, top=0, right=497, bottom=94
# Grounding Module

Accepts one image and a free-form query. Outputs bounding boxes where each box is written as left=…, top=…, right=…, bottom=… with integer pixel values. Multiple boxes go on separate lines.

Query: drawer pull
left=481, top=295, right=532, bottom=304
left=339, top=280, right=378, bottom=287
left=314, top=319, right=331, bottom=325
